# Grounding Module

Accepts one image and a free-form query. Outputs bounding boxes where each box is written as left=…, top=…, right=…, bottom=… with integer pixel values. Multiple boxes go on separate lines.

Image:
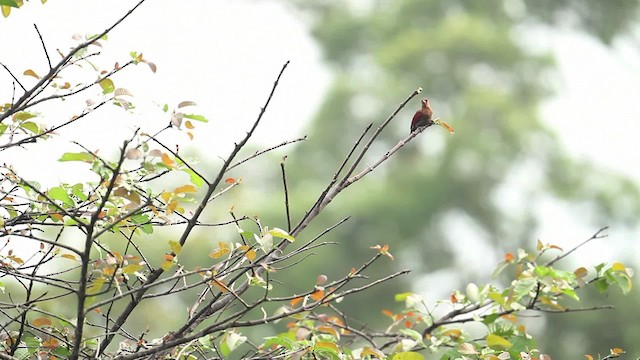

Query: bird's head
left=421, top=98, right=430, bottom=108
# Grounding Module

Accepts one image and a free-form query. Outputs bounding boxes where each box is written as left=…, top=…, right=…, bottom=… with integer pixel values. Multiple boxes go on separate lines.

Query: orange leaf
left=212, top=279, right=229, bottom=293
left=32, top=318, right=52, bottom=327
left=404, top=320, right=413, bottom=328
left=290, top=297, right=303, bottom=307
left=310, top=289, right=324, bottom=302
left=504, top=252, right=514, bottom=262
left=585, top=355, right=594, bottom=360
left=50, top=213, right=63, bottom=221
left=167, top=200, right=178, bottom=215
left=164, top=254, right=175, bottom=261
left=43, top=337, right=59, bottom=349
left=161, top=153, right=175, bottom=167
left=225, top=177, right=235, bottom=184
left=382, top=309, right=394, bottom=318
left=24, top=69, right=40, bottom=79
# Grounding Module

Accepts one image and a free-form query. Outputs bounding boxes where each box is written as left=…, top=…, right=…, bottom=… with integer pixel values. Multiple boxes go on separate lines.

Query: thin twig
left=546, top=226, right=608, bottom=266
left=33, top=24, right=52, bottom=69
left=226, top=135, right=307, bottom=172
left=280, top=157, right=292, bottom=231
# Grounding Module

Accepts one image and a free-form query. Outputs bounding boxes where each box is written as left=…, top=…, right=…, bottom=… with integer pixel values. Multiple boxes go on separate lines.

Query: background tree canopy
left=258, top=0, right=640, bottom=357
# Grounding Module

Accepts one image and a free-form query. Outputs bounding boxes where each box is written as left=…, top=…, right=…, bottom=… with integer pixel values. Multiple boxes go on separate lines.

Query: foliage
left=0, top=1, right=635, bottom=359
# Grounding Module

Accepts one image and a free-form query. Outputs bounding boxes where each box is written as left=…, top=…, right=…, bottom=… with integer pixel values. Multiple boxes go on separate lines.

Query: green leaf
left=262, top=333, right=295, bottom=350
left=183, top=113, right=209, bottom=122
left=12, top=111, right=37, bottom=121
left=48, top=186, right=75, bottom=206
left=0, top=124, right=7, bottom=136
left=182, top=167, right=205, bottom=187
left=0, top=1, right=19, bottom=8
left=20, top=121, right=40, bottom=134
left=394, top=292, right=414, bottom=302
left=130, top=214, right=150, bottom=224
left=59, top=152, right=94, bottom=163
left=511, top=278, right=536, bottom=301
left=99, top=78, right=115, bottom=94
left=482, top=313, right=500, bottom=325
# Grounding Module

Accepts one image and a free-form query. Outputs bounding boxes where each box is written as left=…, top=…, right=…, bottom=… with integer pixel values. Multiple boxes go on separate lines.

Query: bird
left=410, top=98, right=434, bottom=133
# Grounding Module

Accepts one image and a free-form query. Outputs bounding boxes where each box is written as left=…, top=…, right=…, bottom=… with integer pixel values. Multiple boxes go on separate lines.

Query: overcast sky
left=2, top=0, right=639, bottom=261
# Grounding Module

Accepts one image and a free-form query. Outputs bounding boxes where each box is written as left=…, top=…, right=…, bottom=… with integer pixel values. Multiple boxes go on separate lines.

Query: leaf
left=160, top=260, right=174, bottom=270
left=458, top=343, right=477, bottom=355
left=161, top=153, right=175, bottom=167
left=61, top=254, right=77, bottom=261
left=175, top=184, right=197, bottom=194
left=20, top=121, right=40, bottom=134
left=183, top=113, right=209, bottom=122
left=23, top=69, right=40, bottom=78
left=59, top=152, right=94, bottom=163
left=12, top=111, right=36, bottom=121
left=114, top=88, right=133, bottom=97
left=48, top=186, right=75, bottom=206
left=32, top=318, right=52, bottom=327
left=178, top=101, right=197, bottom=108
left=183, top=167, right=205, bottom=187
left=122, top=264, right=142, bottom=274
left=317, top=326, right=340, bottom=340
left=98, top=78, right=115, bottom=94
left=392, top=351, right=425, bottom=360
left=145, top=61, right=157, bottom=73
left=361, top=347, right=385, bottom=358
left=314, top=341, right=339, bottom=352
left=169, top=240, right=182, bottom=254
left=486, top=334, right=512, bottom=349
left=269, top=228, right=295, bottom=242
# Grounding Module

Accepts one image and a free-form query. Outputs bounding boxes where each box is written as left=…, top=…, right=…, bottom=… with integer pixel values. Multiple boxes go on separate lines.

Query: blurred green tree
left=258, top=0, right=640, bottom=357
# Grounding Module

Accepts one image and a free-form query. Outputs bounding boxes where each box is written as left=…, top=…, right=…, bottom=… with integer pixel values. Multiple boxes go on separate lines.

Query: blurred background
left=2, top=1, right=640, bottom=357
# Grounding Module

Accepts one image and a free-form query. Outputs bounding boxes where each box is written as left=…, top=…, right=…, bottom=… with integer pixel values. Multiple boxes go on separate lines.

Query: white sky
left=2, top=0, right=638, bottom=262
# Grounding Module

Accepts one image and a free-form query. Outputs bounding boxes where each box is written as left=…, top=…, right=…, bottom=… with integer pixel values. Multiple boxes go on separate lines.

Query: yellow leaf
left=584, top=355, right=594, bottom=360
left=433, top=119, right=455, bottom=134
left=122, top=264, right=142, bottom=274
left=61, top=253, right=77, bottom=261
left=442, top=329, right=462, bottom=339
left=316, top=326, right=340, bottom=340
left=160, top=191, right=172, bottom=202
left=314, top=341, right=339, bottom=352
left=174, top=184, right=197, bottom=194
left=166, top=200, right=178, bottom=214
left=361, top=347, right=385, bottom=358
left=23, top=69, right=40, bottom=78
left=169, top=240, right=182, bottom=254
left=185, top=120, right=194, bottom=129
left=160, top=260, right=174, bottom=270
left=611, top=348, right=625, bottom=355
left=392, top=352, right=425, bottom=360
left=2, top=6, right=12, bottom=18
left=98, top=78, right=115, bottom=94
left=612, top=262, right=626, bottom=272
left=486, top=334, right=512, bottom=349
left=244, top=248, right=256, bottom=262
left=32, top=318, right=52, bottom=327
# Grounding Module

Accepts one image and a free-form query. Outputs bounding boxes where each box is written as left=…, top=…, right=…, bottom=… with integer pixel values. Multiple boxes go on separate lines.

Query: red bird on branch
left=410, top=98, right=434, bottom=133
